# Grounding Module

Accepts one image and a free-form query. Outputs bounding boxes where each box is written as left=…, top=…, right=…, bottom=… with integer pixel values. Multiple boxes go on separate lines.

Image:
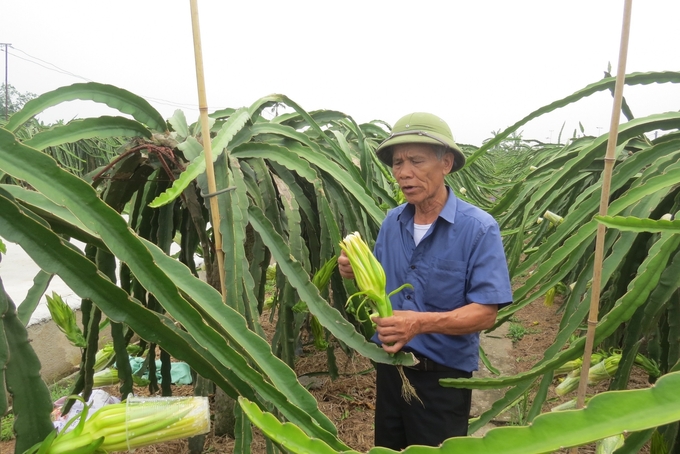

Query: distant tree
left=1, top=84, right=36, bottom=119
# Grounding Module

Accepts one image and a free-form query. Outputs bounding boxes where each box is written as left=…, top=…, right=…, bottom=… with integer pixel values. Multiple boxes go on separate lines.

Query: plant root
left=397, top=365, right=422, bottom=406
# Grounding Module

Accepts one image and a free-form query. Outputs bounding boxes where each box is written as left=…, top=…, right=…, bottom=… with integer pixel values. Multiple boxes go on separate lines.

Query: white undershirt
left=413, top=222, right=432, bottom=246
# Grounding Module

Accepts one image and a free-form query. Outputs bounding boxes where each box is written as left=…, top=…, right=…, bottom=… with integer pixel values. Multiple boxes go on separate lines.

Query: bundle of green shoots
left=543, top=210, right=564, bottom=226
left=550, top=397, right=591, bottom=412
left=25, top=396, right=209, bottom=454
left=587, top=355, right=621, bottom=385
left=555, top=369, right=582, bottom=397
left=595, top=434, right=624, bottom=454
left=93, top=368, right=150, bottom=388
left=555, top=351, right=607, bottom=396
left=634, top=353, right=661, bottom=380
left=339, top=232, right=417, bottom=402
left=587, top=352, right=660, bottom=384
left=555, top=351, right=660, bottom=396
left=339, top=232, right=412, bottom=325
left=93, top=343, right=144, bottom=372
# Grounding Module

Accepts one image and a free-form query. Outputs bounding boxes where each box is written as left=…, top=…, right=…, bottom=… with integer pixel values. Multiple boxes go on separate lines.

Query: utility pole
left=1, top=43, right=10, bottom=121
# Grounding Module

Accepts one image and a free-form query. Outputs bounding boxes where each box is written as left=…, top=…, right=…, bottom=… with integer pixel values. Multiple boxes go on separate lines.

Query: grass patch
left=265, top=264, right=276, bottom=295
left=507, top=322, right=541, bottom=343
left=263, top=264, right=277, bottom=308
left=1, top=414, right=14, bottom=441
left=507, top=323, right=528, bottom=342
left=0, top=377, right=74, bottom=442
left=50, top=379, right=74, bottom=402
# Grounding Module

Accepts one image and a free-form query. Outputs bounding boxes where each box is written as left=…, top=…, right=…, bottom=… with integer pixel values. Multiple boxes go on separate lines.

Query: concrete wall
left=28, top=309, right=111, bottom=384
left=2, top=241, right=114, bottom=383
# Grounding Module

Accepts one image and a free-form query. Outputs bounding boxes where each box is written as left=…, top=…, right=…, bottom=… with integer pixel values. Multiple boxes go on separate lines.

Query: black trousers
left=374, top=362, right=472, bottom=449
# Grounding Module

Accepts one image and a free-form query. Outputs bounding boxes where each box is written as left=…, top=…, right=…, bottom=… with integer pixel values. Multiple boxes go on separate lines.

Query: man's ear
left=443, top=152, right=454, bottom=174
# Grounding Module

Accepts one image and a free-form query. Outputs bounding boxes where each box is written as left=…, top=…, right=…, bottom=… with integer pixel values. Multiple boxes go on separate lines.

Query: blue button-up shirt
left=373, top=187, right=513, bottom=372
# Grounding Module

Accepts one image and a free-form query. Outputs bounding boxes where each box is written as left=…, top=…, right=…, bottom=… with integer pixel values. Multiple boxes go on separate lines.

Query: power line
left=8, top=45, right=223, bottom=113
left=144, top=98, right=200, bottom=111
left=10, top=46, right=92, bottom=82
left=8, top=50, right=92, bottom=82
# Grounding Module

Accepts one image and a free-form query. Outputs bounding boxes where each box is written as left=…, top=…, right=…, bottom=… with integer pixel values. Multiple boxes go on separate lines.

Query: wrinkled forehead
left=391, top=143, right=438, bottom=160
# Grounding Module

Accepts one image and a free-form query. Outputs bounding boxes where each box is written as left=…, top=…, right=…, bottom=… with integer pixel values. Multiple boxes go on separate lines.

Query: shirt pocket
left=423, top=258, right=467, bottom=312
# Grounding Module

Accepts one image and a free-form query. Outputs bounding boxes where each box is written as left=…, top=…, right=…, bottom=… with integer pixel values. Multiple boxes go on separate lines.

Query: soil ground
left=508, top=295, right=653, bottom=454
left=1, top=295, right=655, bottom=454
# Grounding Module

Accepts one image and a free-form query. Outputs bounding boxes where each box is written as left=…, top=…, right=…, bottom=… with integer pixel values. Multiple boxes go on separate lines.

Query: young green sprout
left=292, top=257, right=338, bottom=351
left=46, top=292, right=87, bottom=348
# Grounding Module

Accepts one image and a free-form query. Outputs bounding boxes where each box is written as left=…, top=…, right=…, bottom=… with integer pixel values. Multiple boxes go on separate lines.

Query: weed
left=507, top=322, right=541, bottom=343
left=507, top=323, right=527, bottom=342
left=515, top=355, right=541, bottom=364
left=265, top=264, right=277, bottom=281
left=497, top=390, right=531, bottom=427
left=1, top=414, right=14, bottom=441
left=510, top=392, right=530, bottom=426
left=264, top=264, right=277, bottom=301
left=50, top=379, right=74, bottom=402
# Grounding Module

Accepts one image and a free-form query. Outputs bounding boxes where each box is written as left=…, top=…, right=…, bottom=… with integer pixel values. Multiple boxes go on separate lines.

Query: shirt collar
left=397, top=186, right=458, bottom=225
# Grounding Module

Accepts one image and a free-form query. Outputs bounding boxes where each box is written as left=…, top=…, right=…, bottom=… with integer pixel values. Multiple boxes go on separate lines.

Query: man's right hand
left=338, top=250, right=355, bottom=279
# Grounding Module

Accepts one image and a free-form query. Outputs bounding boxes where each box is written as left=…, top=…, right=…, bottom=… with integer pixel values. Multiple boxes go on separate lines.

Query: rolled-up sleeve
left=465, top=222, right=513, bottom=307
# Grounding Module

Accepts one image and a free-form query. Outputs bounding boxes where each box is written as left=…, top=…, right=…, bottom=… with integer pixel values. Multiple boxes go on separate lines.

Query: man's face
left=391, top=143, right=453, bottom=206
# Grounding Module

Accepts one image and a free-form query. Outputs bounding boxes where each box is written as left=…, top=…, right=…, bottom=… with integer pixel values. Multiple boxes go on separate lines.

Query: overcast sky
left=3, top=1, right=679, bottom=146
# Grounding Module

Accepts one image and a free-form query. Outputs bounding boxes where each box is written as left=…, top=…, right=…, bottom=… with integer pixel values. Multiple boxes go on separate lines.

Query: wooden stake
left=570, top=1, right=633, bottom=451
left=189, top=0, right=226, bottom=301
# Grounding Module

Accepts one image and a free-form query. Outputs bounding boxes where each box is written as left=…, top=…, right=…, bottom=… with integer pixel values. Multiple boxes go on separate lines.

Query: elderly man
left=338, top=112, right=512, bottom=449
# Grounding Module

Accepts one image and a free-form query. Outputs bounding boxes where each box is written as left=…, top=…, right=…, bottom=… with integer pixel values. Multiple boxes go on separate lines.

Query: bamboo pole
left=570, top=3, right=633, bottom=451
left=189, top=0, right=227, bottom=301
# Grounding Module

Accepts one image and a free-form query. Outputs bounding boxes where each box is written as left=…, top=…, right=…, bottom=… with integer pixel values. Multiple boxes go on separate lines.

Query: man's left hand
left=373, top=303, right=499, bottom=353
left=374, top=310, right=422, bottom=354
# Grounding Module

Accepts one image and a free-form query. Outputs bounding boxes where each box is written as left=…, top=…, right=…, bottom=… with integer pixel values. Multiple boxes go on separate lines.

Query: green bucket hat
left=375, top=112, right=466, bottom=173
